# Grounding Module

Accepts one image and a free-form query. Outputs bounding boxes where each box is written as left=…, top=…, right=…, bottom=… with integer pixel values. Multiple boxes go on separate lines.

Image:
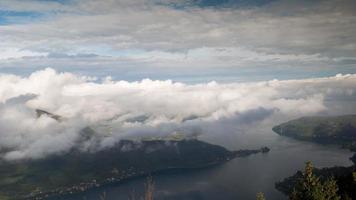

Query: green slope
left=272, top=115, right=356, bottom=150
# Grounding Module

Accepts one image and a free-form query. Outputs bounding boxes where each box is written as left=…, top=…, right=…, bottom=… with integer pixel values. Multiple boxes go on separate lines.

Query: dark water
left=54, top=129, right=354, bottom=200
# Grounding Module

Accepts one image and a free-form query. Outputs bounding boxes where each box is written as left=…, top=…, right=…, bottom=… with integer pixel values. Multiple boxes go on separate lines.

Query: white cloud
left=0, top=68, right=355, bottom=160
left=0, top=0, right=355, bottom=70
left=0, top=48, right=47, bottom=60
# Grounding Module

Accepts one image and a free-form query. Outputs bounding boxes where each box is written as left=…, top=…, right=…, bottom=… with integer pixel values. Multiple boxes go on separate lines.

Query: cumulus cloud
left=0, top=68, right=355, bottom=160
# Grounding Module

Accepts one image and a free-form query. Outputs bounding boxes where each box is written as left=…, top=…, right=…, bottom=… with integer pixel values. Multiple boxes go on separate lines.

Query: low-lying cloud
left=0, top=68, right=355, bottom=160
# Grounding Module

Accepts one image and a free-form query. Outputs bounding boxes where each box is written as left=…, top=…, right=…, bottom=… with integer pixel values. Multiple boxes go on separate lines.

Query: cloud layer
left=0, top=69, right=355, bottom=160
left=0, top=0, right=356, bottom=76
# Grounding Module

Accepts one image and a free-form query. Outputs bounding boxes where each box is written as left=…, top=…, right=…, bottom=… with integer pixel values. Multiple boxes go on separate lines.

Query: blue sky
left=0, top=0, right=69, bottom=25
left=0, top=0, right=356, bottom=82
left=0, top=10, right=43, bottom=25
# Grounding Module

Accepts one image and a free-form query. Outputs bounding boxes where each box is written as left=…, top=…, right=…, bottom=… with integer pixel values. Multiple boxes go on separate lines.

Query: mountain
left=35, top=109, right=63, bottom=121
left=273, top=115, right=356, bottom=199
left=272, top=115, right=356, bottom=151
left=0, top=139, right=269, bottom=200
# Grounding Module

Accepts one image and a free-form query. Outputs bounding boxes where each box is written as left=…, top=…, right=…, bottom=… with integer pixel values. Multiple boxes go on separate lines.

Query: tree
left=289, top=161, right=341, bottom=200
left=256, top=192, right=266, bottom=200
left=144, top=176, right=155, bottom=200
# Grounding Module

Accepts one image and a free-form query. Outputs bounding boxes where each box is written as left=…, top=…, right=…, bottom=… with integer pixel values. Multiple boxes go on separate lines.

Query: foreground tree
left=289, top=161, right=341, bottom=200
left=256, top=192, right=266, bottom=200
left=144, top=176, right=155, bottom=200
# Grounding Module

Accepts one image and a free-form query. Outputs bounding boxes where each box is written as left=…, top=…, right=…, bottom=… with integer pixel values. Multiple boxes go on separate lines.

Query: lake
left=53, top=128, right=354, bottom=200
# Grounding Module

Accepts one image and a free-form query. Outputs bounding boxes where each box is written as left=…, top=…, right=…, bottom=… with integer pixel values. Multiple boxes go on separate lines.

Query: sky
left=0, top=0, right=356, bottom=160
left=0, top=0, right=356, bottom=82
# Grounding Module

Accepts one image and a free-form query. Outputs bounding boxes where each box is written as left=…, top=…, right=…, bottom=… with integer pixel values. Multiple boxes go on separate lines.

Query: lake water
left=54, top=129, right=354, bottom=200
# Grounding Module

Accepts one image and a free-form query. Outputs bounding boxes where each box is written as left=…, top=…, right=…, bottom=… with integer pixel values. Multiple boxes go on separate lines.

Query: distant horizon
left=1, top=0, right=356, bottom=82
left=2, top=66, right=356, bottom=84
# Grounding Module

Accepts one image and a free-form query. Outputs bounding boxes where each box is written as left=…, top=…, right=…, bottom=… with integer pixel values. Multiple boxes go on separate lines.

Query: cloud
left=1, top=1, right=355, bottom=160
left=0, top=48, right=47, bottom=60
left=0, top=0, right=355, bottom=72
left=0, top=68, right=355, bottom=160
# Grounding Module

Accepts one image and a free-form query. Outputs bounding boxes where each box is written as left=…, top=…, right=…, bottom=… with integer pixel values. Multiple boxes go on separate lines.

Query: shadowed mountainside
left=0, top=139, right=269, bottom=200
left=273, top=115, right=356, bottom=199
left=272, top=115, right=356, bottom=151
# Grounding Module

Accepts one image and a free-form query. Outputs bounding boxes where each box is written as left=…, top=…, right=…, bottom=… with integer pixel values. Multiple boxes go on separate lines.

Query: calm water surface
left=54, top=130, right=354, bottom=200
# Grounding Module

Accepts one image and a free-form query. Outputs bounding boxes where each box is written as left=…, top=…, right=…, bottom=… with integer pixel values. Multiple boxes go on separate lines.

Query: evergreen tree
left=289, top=161, right=341, bottom=200
left=256, top=192, right=266, bottom=200
left=323, top=178, right=341, bottom=200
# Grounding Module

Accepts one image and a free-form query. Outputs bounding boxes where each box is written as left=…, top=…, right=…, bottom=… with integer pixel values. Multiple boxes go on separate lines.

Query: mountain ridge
left=0, top=139, right=269, bottom=200
left=272, top=114, right=356, bottom=151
